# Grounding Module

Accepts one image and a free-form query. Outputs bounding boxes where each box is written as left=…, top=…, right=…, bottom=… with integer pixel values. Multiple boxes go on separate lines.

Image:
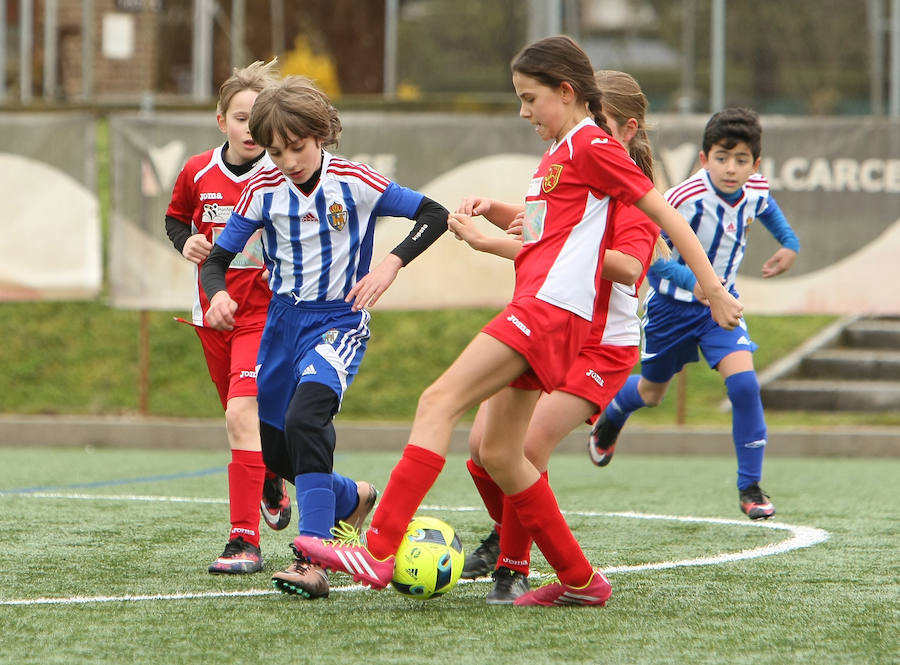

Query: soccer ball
left=390, top=516, right=465, bottom=600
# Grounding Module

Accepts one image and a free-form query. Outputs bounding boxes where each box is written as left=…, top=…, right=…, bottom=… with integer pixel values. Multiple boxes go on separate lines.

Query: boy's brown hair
left=217, top=59, right=279, bottom=116
left=249, top=76, right=342, bottom=150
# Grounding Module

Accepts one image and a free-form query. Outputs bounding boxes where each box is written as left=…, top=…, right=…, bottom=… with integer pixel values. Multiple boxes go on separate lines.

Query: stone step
left=762, top=378, right=900, bottom=411
left=841, top=317, right=900, bottom=349
left=799, top=348, right=900, bottom=380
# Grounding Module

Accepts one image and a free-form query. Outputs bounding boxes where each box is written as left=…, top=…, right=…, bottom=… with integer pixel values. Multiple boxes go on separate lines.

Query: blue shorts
left=639, top=290, right=757, bottom=383
left=255, top=294, right=370, bottom=429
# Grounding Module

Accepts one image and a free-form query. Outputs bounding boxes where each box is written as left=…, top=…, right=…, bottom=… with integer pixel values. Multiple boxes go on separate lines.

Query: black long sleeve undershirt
left=165, top=216, right=193, bottom=254
left=389, top=196, right=449, bottom=265
left=200, top=245, right=237, bottom=301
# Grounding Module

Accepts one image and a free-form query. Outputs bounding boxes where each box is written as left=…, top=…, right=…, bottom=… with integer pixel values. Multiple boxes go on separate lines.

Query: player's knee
left=285, top=383, right=339, bottom=432
left=284, top=383, right=339, bottom=475
left=258, top=421, right=291, bottom=479
left=224, top=398, right=259, bottom=447
left=643, top=394, right=664, bottom=407
left=468, top=435, right=482, bottom=463
left=416, top=381, right=461, bottom=421
left=477, top=446, right=506, bottom=476
left=725, top=371, right=760, bottom=406
left=641, top=389, right=665, bottom=407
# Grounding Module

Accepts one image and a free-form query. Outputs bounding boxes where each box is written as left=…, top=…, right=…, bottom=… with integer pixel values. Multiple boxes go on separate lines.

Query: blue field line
left=0, top=466, right=226, bottom=495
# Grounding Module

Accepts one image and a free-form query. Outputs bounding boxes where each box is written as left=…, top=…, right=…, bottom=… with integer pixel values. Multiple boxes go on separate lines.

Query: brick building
left=10, top=0, right=385, bottom=105
left=7, top=0, right=162, bottom=102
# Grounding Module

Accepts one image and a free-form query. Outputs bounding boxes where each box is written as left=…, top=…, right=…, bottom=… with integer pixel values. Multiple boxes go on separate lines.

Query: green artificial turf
left=1, top=446, right=897, bottom=665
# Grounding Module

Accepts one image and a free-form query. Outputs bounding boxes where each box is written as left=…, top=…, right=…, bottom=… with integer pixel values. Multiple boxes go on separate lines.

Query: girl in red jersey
left=294, top=36, right=743, bottom=607
left=450, top=71, right=668, bottom=603
left=166, top=61, right=374, bottom=575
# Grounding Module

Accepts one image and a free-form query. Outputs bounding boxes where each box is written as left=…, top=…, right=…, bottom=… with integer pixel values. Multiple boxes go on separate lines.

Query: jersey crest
left=327, top=201, right=348, bottom=231
left=542, top=164, right=564, bottom=193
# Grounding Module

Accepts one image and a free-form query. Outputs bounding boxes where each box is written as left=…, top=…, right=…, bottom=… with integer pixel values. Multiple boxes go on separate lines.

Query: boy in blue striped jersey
left=201, top=76, right=449, bottom=597
left=589, top=107, right=799, bottom=520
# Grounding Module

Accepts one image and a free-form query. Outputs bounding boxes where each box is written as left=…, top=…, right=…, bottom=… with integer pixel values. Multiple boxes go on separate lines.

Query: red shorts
left=558, top=343, right=639, bottom=421
left=195, top=322, right=265, bottom=409
left=482, top=296, right=592, bottom=393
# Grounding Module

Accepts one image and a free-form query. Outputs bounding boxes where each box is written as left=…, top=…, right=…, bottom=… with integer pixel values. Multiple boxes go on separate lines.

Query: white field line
left=0, top=495, right=829, bottom=607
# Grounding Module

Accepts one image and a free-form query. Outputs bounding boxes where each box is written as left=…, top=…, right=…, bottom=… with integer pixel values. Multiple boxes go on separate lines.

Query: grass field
left=8, top=300, right=900, bottom=428
left=2, top=446, right=897, bottom=665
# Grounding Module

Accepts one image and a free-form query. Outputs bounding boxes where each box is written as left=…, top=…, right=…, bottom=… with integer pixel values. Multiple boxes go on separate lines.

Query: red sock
left=506, top=474, right=593, bottom=587
left=227, top=449, right=266, bottom=548
left=367, top=444, right=445, bottom=560
left=496, top=470, right=547, bottom=576
left=466, top=458, right=504, bottom=528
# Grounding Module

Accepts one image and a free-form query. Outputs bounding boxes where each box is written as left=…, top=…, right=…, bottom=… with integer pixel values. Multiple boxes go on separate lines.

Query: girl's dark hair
left=702, top=107, right=762, bottom=159
left=511, top=35, right=610, bottom=134
left=249, top=75, right=342, bottom=149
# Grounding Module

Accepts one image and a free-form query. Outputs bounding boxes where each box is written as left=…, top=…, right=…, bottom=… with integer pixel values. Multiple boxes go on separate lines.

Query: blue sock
left=332, top=472, right=359, bottom=523
left=295, top=472, right=336, bottom=538
left=726, top=371, right=767, bottom=490
left=605, top=375, right=646, bottom=428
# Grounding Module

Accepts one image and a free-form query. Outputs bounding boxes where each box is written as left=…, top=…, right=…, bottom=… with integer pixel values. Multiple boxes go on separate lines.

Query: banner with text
left=107, top=112, right=900, bottom=315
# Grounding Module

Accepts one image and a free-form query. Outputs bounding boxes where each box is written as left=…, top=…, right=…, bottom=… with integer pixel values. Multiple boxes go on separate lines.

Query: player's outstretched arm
left=757, top=194, right=799, bottom=279
left=347, top=195, right=449, bottom=311
left=635, top=188, right=743, bottom=330
left=345, top=254, right=403, bottom=311
left=761, top=247, right=797, bottom=278
left=449, top=213, right=521, bottom=260
left=456, top=196, right=525, bottom=231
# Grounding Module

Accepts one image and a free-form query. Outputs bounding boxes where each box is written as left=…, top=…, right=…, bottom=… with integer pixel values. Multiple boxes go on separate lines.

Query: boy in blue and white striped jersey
left=201, top=76, right=449, bottom=597
left=589, top=107, right=799, bottom=520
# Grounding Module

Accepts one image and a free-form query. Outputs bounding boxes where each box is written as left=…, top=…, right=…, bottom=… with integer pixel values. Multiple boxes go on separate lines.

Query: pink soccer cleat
left=514, top=569, right=612, bottom=607
left=293, top=522, right=394, bottom=589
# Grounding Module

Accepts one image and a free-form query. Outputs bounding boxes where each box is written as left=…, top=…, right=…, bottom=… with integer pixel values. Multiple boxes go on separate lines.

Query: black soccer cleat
left=461, top=529, right=500, bottom=579
left=486, top=567, right=530, bottom=605
left=739, top=483, right=776, bottom=520
left=261, top=476, right=292, bottom=531
left=208, top=536, right=264, bottom=574
left=587, top=411, right=622, bottom=467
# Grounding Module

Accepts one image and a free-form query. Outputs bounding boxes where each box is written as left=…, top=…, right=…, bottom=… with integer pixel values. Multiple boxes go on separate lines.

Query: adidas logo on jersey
left=301, top=212, right=319, bottom=223
left=737, top=335, right=750, bottom=345
left=726, top=222, right=737, bottom=232
left=301, top=364, right=317, bottom=376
